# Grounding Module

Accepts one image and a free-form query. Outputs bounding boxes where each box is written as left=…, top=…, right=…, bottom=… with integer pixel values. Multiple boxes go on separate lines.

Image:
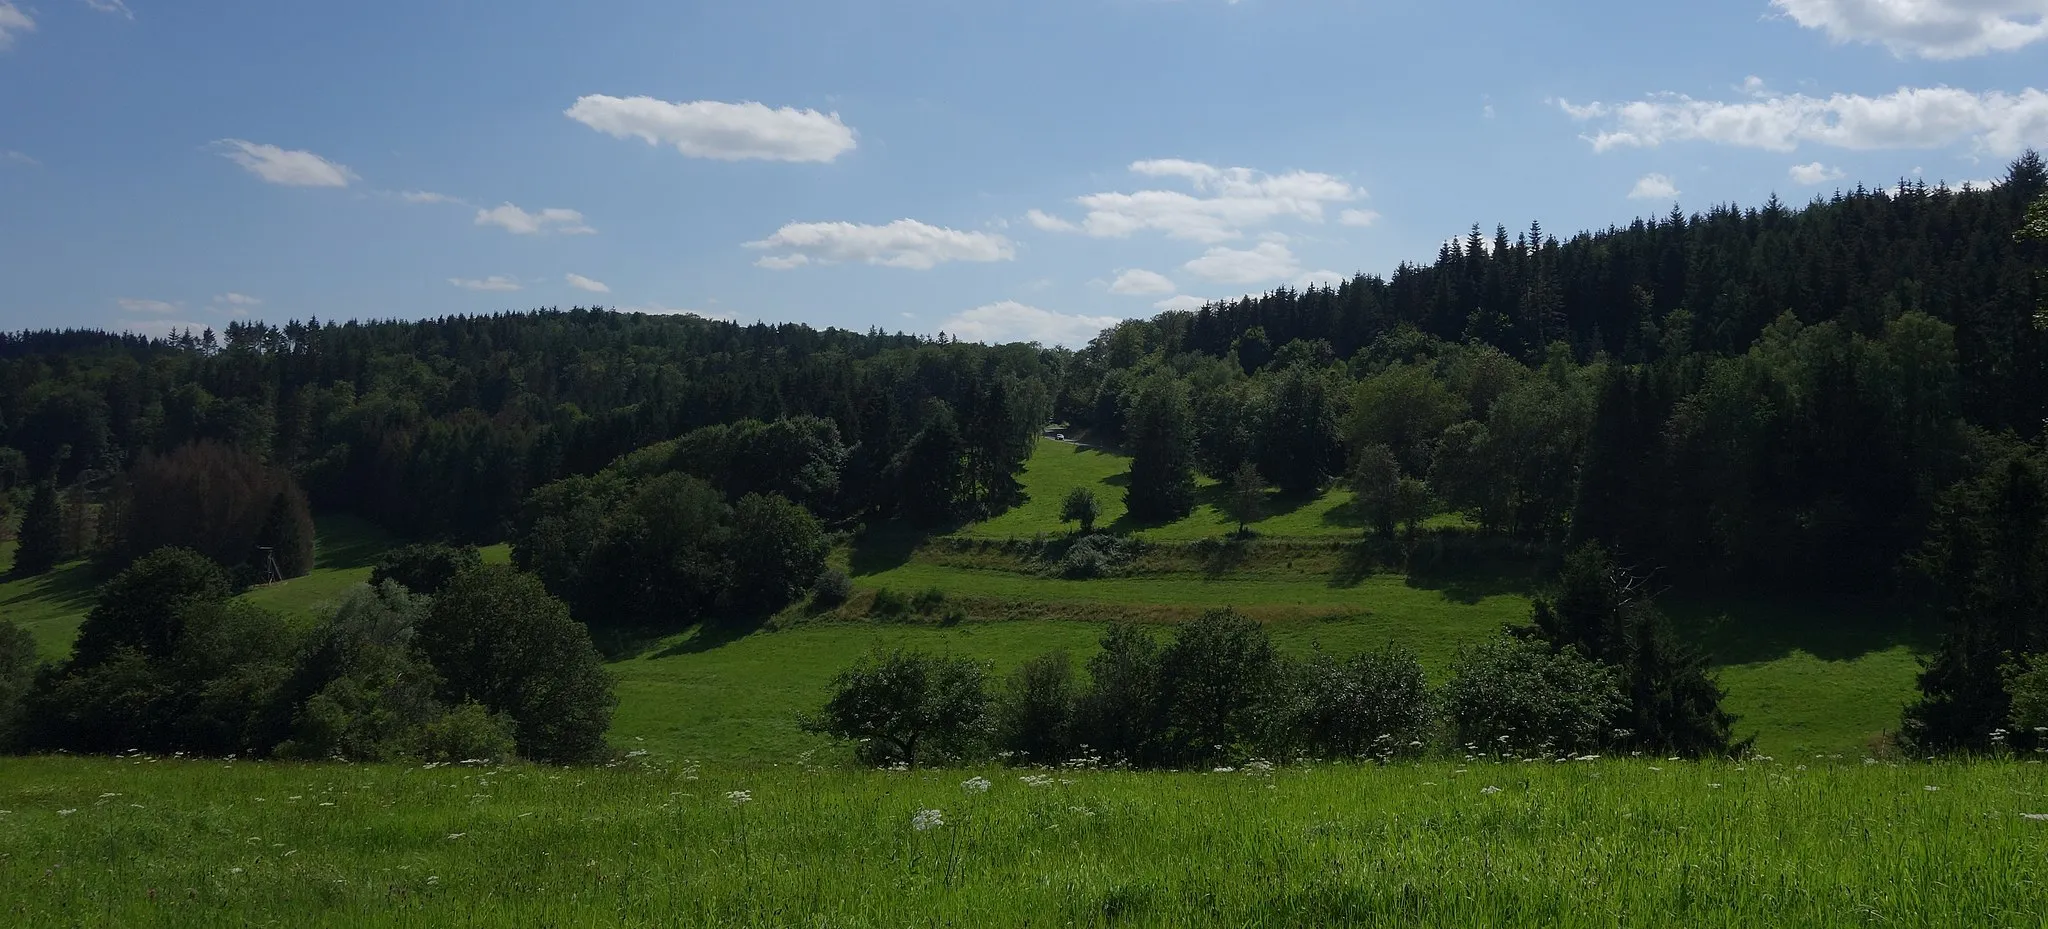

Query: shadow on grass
left=0, top=559, right=99, bottom=613
left=311, top=516, right=396, bottom=571
left=849, top=521, right=942, bottom=577
left=1663, top=595, right=1941, bottom=667
left=648, top=618, right=767, bottom=659
left=1319, top=500, right=1368, bottom=531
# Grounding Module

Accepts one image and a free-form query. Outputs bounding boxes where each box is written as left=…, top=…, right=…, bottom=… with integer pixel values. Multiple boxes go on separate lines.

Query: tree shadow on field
left=648, top=617, right=768, bottom=659
left=1662, top=594, right=1941, bottom=667
left=848, top=520, right=954, bottom=577
left=0, top=559, right=99, bottom=613
left=310, top=516, right=396, bottom=571
left=1319, top=500, right=1368, bottom=531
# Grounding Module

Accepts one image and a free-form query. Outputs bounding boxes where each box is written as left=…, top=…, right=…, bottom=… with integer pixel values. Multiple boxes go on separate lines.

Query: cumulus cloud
left=1029, top=160, right=1367, bottom=243
left=475, top=203, right=595, bottom=235
left=1296, top=269, right=1350, bottom=289
left=1153, top=295, right=1213, bottom=313
left=1628, top=173, right=1681, bottom=200
left=746, top=219, right=1014, bottom=270
left=1109, top=268, right=1177, bottom=295
left=937, top=301, right=1122, bottom=348
left=449, top=276, right=522, bottom=292
left=0, top=3, right=33, bottom=51
left=2, top=150, right=35, bottom=166
left=1182, top=242, right=1302, bottom=285
left=214, top=139, right=357, bottom=187
left=117, top=297, right=182, bottom=314
left=1558, top=86, right=2048, bottom=156
left=565, top=96, right=857, bottom=163
left=1338, top=209, right=1380, bottom=227
left=565, top=273, right=610, bottom=293
left=213, top=293, right=261, bottom=309
left=1789, top=161, right=1848, bottom=184
left=1772, top=0, right=2048, bottom=59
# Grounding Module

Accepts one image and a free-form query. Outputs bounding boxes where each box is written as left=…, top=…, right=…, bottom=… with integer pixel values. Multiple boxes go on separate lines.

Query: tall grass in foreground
left=2, top=757, right=2045, bottom=927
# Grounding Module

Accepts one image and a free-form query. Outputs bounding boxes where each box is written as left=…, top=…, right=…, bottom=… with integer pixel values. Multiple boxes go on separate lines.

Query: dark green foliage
left=2007, top=657, right=2048, bottom=738
left=1350, top=444, right=1402, bottom=539
left=1255, top=363, right=1345, bottom=495
left=1059, top=486, right=1101, bottom=534
left=270, top=584, right=447, bottom=762
left=105, top=443, right=315, bottom=579
left=812, top=568, right=854, bottom=606
left=1288, top=645, right=1432, bottom=760
left=726, top=494, right=829, bottom=612
left=1529, top=544, right=1737, bottom=758
left=413, top=701, right=519, bottom=764
left=804, top=647, right=991, bottom=768
left=71, top=547, right=231, bottom=669
left=370, top=543, right=484, bottom=597
left=419, top=567, right=616, bottom=763
left=12, top=481, right=61, bottom=576
left=664, top=416, right=849, bottom=513
left=911, top=587, right=948, bottom=615
left=1904, top=451, right=2048, bottom=753
left=1123, top=378, right=1197, bottom=522
left=1073, top=623, right=1162, bottom=764
left=1053, top=534, right=1138, bottom=579
left=995, top=650, right=1077, bottom=764
left=1151, top=609, right=1283, bottom=767
left=0, top=619, right=36, bottom=750
left=897, top=402, right=968, bottom=527
left=1442, top=635, right=1625, bottom=757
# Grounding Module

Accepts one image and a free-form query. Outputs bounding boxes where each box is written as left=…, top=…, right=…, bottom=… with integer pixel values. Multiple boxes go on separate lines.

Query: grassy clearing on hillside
left=3, top=756, right=2043, bottom=927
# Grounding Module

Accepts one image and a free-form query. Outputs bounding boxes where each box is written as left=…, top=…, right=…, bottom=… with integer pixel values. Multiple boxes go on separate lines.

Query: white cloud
left=449, top=276, right=522, bottom=292
left=1, top=150, right=35, bottom=166
left=746, top=219, right=1014, bottom=270
left=0, top=3, right=33, bottom=51
left=214, top=140, right=357, bottom=187
left=1031, top=160, right=1367, bottom=243
left=117, top=297, right=181, bottom=314
left=81, top=0, right=134, bottom=19
left=1296, top=270, right=1350, bottom=289
left=1153, top=295, right=1213, bottom=312
left=1772, top=0, right=2048, bottom=59
left=1182, top=242, right=1302, bottom=285
left=214, top=293, right=261, bottom=307
left=1026, top=209, right=1080, bottom=233
left=565, top=273, right=610, bottom=293
left=1558, top=86, right=2048, bottom=156
left=565, top=96, right=857, bottom=163
left=1789, top=161, right=1848, bottom=184
left=1109, top=268, right=1176, bottom=295
left=1338, top=209, right=1380, bottom=227
left=937, top=301, right=1122, bottom=347
left=401, top=190, right=464, bottom=205
left=475, top=203, right=595, bottom=236
left=1628, top=173, right=1681, bottom=200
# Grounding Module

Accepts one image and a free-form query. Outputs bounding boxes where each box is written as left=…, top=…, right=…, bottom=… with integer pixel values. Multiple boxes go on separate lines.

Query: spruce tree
left=1123, top=378, right=1197, bottom=522
left=12, top=481, right=62, bottom=576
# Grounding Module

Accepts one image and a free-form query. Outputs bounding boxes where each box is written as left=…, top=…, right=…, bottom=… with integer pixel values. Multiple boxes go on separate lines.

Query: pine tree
left=1124, top=378, right=1198, bottom=522
left=12, top=482, right=63, bottom=576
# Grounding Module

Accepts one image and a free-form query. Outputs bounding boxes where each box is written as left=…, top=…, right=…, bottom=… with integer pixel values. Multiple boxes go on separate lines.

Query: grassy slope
left=3, top=755, right=2041, bottom=927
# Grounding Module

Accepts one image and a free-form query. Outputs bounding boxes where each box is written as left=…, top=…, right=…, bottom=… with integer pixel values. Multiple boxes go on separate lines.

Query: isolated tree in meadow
left=12, top=481, right=62, bottom=576
left=1351, top=444, right=1402, bottom=538
left=1226, top=462, right=1264, bottom=536
left=420, top=567, right=616, bottom=763
left=1059, top=486, right=1101, bottom=534
left=805, top=647, right=990, bottom=768
left=1153, top=609, right=1283, bottom=766
left=1255, top=363, right=1345, bottom=495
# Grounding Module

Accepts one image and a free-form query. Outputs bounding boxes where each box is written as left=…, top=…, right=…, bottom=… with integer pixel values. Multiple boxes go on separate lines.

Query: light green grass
left=0, top=542, right=100, bottom=659
left=3, top=755, right=2043, bottom=927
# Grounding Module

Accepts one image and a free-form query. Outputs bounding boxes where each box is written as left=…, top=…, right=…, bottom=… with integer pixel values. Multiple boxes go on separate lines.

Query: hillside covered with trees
left=1, top=155, right=2046, bottom=763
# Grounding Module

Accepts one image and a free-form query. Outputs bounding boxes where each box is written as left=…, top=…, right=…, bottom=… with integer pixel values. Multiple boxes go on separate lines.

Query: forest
left=1, top=155, right=2047, bottom=767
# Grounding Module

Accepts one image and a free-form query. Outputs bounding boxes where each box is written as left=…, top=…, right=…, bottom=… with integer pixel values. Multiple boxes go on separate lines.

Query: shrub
left=803, top=647, right=990, bottom=768
left=370, top=543, right=483, bottom=597
left=726, top=493, right=829, bottom=612
left=415, top=701, right=519, bottom=764
left=1290, top=644, right=1433, bottom=760
left=420, top=567, right=616, bottom=764
left=1054, top=534, right=1137, bottom=579
left=2007, top=657, right=2048, bottom=751
left=912, top=586, right=948, bottom=615
left=269, top=584, right=445, bottom=762
left=996, top=651, right=1076, bottom=764
left=1153, top=609, right=1284, bottom=766
left=812, top=568, right=854, bottom=606
left=0, top=618, right=39, bottom=750
left=1073, top=623, right=1162, bottom=764
left=869, top=587, right=911, bottom=618
left=71, top=547, right=231, bottom=669
left=1442, top=635, right=1625, bottom=757
left=1059, top=487, right=1101, bottom=534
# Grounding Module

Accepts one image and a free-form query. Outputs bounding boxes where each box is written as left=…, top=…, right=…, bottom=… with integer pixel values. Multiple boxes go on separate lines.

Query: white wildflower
left=2021, top=813, right=2048, bottom=822
left=725, top=790, right=752, bottom=806
left=57, top=809, right=76, bottom=816
left=1924, top=785, right=1941, bottom=792
left=1708, top=783, right=1723, bottom=789
left=446, top=833, right=466, bottom=840
left=1481, top=786, right=1502, bottom=796
left=1211, top=766, right=1236, bottom=774
left=1019, top=774, right=1054, bottom=788
left=912, top=808, right=945, bottom=831
left=961, top=776, right=991, bottom=794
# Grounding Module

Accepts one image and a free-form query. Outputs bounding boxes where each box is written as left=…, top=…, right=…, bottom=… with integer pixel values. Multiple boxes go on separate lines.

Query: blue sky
left=1, top=0, right=2045, bottom=345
